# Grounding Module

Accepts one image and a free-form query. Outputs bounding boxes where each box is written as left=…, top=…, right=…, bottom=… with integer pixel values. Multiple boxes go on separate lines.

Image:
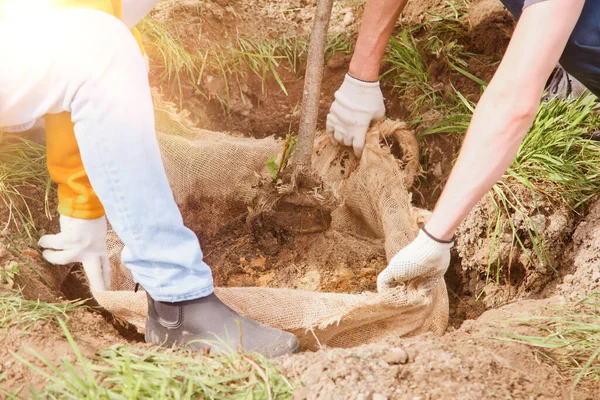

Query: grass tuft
left=20, top=319, right=294, bottom=399
left=138, top=17, right=204, bottom=106
left=500, top=294, right=600, bottom=394
left=508, top=97, right=600, bottom=209
left=0, top=133, right=51, bottom=240
left=383, top=0, right=487, bottom=119
left=384, top=29, right=436, bottom=111
left=0, top=291, right=84, bottom=331
left=140, top=14, right=353, bottom=113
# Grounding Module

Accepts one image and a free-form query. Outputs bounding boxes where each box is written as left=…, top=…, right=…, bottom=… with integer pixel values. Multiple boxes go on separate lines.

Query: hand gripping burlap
left=93, top=96, right=449, bottom=351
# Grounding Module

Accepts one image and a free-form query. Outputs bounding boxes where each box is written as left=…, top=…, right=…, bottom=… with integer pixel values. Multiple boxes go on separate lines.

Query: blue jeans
left=0, top=10, right=214, bottom=302
left=501, top=0, right=600, bottom=97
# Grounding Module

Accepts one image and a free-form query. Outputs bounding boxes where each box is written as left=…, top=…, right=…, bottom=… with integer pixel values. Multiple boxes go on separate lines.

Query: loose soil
left=1, top=0, right=599, bottom=398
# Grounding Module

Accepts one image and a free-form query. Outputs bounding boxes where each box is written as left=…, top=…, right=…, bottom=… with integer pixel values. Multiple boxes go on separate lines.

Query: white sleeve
left=121, top=0, right=161, bottom=28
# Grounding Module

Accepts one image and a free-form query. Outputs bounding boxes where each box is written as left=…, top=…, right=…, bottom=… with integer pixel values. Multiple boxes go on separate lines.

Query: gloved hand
left=326, top=73, right=385, bottom=157
left=38, top=215, right=110, bottom=292
left=377, top=229, right=453, bottom=292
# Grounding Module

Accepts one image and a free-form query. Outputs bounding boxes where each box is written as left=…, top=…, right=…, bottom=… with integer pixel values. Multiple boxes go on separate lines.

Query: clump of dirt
left=558, top=197, right=600, bottom=301
left=466, top=0, right=515, bottom=55
left=399, top=0, right=451, bottom=26
left=201, top=213, right=386, bottom=293
left=411, top=133, right=462, bottom=210
left=0, top=182, right=67, bottom=303
left=455, top=185, right=573, bottom=308
left=10, top=247, right=71, bottom=303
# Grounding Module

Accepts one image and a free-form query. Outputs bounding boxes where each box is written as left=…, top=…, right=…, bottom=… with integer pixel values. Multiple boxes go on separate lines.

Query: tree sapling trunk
left=289, top=0, right=335, bottom=173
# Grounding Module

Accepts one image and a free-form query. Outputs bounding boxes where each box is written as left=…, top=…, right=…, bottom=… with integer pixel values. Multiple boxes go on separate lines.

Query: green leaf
left=266, top=155, right=279, bottom=180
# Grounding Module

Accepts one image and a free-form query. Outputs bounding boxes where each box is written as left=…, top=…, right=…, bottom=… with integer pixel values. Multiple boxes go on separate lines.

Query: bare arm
left=349, top=0, right=409, bottom=81
left=424, top=0, right=585, bottom=241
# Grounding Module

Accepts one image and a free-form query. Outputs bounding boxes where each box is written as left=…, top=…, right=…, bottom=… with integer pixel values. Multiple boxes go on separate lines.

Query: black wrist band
left=347, top=73, right=379, bottom=84
left=421, top=226, right=455, bottom=244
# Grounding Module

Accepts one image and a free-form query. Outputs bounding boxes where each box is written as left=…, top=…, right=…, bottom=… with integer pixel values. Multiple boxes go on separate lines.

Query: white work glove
left=377, top=229, right=454, bottom=292
left=38, top=215, right=110, bottom=292
left=326, top=73, right=385, bottom=157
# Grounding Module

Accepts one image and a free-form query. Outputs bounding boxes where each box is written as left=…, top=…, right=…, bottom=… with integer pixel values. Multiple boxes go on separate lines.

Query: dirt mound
left=455, top=186, right=572, bottom=309
left=276, top=297, right=597, bottom=399
left=152, top=0, right=361, bottom=45
left=146, top=0, right=360, bottom=138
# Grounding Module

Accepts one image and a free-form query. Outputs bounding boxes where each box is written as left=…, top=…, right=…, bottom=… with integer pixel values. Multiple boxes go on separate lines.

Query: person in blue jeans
left=0, top=1, right=299, bottom=358
left=327, top=0, right=596, bottom=290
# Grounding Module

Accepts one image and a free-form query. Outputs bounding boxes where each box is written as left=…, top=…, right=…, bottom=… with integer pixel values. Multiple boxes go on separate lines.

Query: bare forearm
left=423, top=0, right=584, bottom=241
left=425, top=89, right=537, bottom=240
left=349, top=0, right=408, bottom=81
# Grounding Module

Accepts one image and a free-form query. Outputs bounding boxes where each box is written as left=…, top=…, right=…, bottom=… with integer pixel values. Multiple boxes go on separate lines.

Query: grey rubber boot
left=145, top=292, right=300, bottom=358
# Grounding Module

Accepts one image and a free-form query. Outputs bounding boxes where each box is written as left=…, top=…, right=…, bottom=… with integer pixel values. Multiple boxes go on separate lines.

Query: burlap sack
left=94, top=98, right=448, bottom=350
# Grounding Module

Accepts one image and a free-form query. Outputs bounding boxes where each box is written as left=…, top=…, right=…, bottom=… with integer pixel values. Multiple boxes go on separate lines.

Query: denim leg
left=0, top=10, right=214, bottom=302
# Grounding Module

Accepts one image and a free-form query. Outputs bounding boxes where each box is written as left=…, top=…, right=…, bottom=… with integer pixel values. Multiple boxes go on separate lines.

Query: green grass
left=500, top=294, right=600, bottom=394
left=384, top=29, right=436, bottom=111
left=0, top=290, right=81, bottom=397
left=508, top=98, right=600, bottom=208
left=17, top=319, right=294, bottom=399
left=0, top=378, right=24, bottom=400
left=0, top=255, right=83, bottom=333
left=0, top=291, right=84, bottom=331
left=138, top=17, right=204, bottom=106
left=383, top=0, right=487, bottom=119
left=0, top=291, right=293, bottom=398
left=0, top=133, right=51, bottom=240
